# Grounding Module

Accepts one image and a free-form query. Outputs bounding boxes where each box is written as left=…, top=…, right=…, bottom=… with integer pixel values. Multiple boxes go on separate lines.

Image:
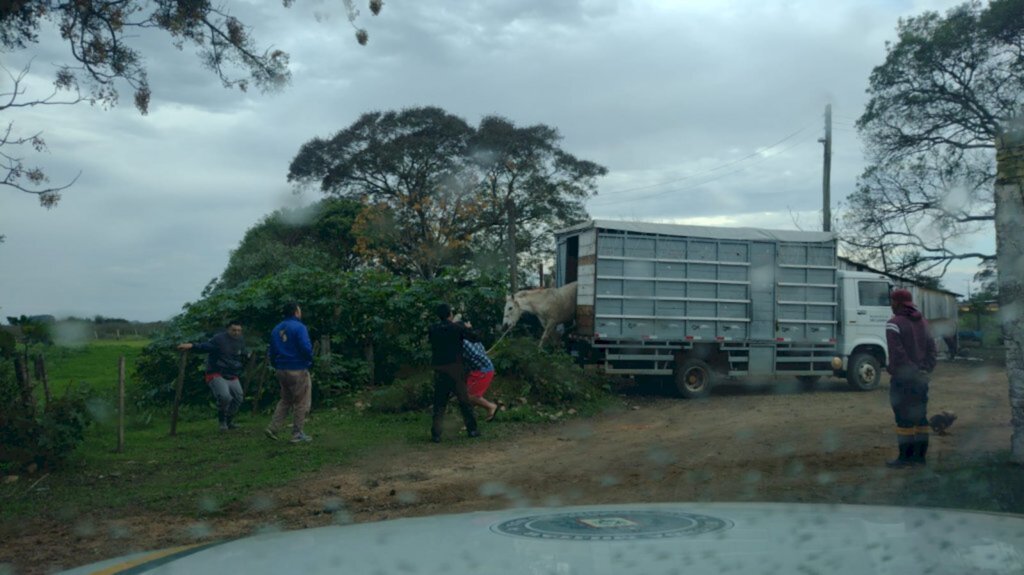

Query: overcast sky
left=0, top=0, right=988, bottom=321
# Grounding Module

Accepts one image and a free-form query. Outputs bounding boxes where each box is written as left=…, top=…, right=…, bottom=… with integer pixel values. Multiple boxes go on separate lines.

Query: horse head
left=501, top=295, right=523, bottom=330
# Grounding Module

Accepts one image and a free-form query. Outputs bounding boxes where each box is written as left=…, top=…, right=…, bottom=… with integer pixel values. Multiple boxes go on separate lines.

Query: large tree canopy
left=288, top=106, right=607, bottom=281
left=289, top=106, right=483, bottom=278
left=471, top=115, right=607, bottom=290
left=213, top=197, right=363, bottom=291
left=0, top=0, right=383, bottom=206
left=845, top=0, right=1023, bottom=277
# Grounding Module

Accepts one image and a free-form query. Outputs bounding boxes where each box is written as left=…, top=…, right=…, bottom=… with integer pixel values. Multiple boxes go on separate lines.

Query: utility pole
left=819, top=104, right=832, bottom=232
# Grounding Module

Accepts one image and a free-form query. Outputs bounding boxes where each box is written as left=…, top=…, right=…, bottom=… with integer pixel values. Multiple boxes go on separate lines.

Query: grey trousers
left=208, top=376, right=244, bottom=418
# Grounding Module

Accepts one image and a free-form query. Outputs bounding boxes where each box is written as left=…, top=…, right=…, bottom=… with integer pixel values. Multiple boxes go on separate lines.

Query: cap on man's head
left=891, top=288, right=914, bottom=305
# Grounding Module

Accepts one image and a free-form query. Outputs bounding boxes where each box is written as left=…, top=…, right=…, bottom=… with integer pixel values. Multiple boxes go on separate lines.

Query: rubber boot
left=886, top=442, right=912, bottom=468
left=910, top=437, right=928, bottom=465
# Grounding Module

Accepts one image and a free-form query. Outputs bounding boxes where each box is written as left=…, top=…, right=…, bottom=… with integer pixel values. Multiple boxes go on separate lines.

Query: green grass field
left=1, top=340, right=602, bottom=520
left=41, top=338, right=149, bottom=395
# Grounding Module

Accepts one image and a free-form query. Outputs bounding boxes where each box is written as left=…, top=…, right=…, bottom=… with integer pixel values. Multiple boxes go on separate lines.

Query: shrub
left=0, top=363, right=93, bottom=471
left=135, top=268, right=507, bottom=406
left=366, top=371, right=434, bottom=414
left=490, top=337, right=608, bottom=406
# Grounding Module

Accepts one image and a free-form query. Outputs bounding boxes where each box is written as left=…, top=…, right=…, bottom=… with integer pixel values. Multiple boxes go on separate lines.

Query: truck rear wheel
left=847, top=353, right=881, bottom=391
left=675, top=358, right=714, bottom=399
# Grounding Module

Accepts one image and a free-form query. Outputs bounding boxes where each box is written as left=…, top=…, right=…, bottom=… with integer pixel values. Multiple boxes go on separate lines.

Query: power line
left=598, top=120, right=811, bottom=194
left=588, top=133, right=818, bottom=207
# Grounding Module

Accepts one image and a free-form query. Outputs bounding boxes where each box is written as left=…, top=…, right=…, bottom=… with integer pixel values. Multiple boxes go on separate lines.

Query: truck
left=554, top=220, right=892, bottom=397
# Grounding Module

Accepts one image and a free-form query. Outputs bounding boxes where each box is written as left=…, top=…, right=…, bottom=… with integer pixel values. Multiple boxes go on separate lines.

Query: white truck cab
left=833, top=270, right=893, bottom=390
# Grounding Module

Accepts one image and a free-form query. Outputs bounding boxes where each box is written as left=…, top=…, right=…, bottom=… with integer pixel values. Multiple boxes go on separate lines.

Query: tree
left=846, top=0, right=1024, bottom=275
left=215, top=197, right=363, bottom=290
left=5, top=314, right=52, bottom=363
left=996, top=129, right=1024, bottom=463
left=289, top=106, right=490, bottom=278
left=288, top=107, right=606, bottom=283
left=840, top=150, right=995, bottom=278
left=857, top=0, right=1024, bottom=461
left=470, top=116, right=607, bottom=291
left=1, top=0, right=384, bottom=207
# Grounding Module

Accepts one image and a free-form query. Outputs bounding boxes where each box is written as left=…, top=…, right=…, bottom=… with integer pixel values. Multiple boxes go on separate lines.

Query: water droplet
left=73, top=520, right=96, bottom=537
left=198, top=495, right=219, bottom=513
left=186, top=522, right=212, bottom=539
left=249, top=495, right=274, bottom=512
left=478, top=482, right=508, bottom=497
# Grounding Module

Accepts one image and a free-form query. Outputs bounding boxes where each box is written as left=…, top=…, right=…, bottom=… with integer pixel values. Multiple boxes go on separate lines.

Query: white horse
left=502, top=282, right=578, bottom=348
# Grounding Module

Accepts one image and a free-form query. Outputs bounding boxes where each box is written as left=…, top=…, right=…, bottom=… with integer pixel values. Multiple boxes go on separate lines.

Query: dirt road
left=5, top=359, right=1012, bottom=574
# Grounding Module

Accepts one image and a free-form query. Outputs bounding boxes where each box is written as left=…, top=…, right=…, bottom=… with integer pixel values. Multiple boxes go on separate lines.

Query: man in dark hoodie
left=885, top=288, right=938, bottom=468
left=177, top=320, right=248, bottom=431
left=428, top=303, right=481, bottom=443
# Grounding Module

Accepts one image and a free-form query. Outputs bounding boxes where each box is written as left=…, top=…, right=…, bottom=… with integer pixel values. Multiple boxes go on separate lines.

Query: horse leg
left=539, top=323, right=554, bottom=350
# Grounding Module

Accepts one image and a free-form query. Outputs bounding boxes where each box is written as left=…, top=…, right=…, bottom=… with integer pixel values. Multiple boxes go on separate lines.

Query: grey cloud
left=1, top=0, right=979, bottom=320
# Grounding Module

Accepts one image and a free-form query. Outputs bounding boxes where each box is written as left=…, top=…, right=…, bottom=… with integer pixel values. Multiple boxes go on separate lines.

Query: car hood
left=59, top=502, right=1024, bottom=575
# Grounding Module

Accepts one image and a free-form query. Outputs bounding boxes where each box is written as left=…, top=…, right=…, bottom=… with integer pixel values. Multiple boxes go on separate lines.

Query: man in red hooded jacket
left=885, top=288, right=938, bottom=468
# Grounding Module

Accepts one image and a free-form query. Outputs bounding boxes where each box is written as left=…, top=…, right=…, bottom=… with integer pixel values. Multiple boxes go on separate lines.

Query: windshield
left=858, top=281, right=892, bottom=307
left=1, top=1, right=1019, bottom=574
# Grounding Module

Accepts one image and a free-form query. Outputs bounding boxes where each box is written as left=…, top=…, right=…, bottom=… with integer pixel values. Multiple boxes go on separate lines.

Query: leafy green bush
left=490, top=337, right=608, bottom=405
left=366, top=371, right=434, bottom=414
left=0, top=364, right=93, bottom=471
left=135, top=268, right=507, bottom=406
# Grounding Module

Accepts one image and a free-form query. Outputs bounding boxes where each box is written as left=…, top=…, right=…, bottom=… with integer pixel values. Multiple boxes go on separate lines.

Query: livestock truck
left=554, top=220, right=892, bottom=397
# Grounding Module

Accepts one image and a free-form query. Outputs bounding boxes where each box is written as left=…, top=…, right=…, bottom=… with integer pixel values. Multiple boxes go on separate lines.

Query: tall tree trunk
left=996, top=129, right=1024, bottom=463
left=506, top=197, right=518, bottom=293
left=364, top=341, right=375, bottom=386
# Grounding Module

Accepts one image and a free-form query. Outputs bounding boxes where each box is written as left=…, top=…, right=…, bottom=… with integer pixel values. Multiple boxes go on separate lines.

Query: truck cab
left=833, top=270, right=892, bottom=390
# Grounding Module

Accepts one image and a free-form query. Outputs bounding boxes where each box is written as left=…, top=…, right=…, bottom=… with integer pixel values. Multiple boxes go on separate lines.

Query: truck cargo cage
left=556, top=220, right=840, bottom=380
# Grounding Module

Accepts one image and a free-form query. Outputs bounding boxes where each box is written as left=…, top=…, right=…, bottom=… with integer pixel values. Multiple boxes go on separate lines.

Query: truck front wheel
left=847, top=353, right=881, bottom=391
left=675, top=358, right=714, bottom=399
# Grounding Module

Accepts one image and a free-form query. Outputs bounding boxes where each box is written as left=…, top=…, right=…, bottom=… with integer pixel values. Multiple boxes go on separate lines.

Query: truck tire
left=847, top=353, right=881, bottom=391
left=675, top=358, right=714, bottom=399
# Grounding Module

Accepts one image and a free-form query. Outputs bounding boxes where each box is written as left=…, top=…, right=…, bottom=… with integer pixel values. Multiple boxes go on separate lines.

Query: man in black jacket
left=178, top=320, right=248, bottom=431
left=428, top=303, right=480, bottom=443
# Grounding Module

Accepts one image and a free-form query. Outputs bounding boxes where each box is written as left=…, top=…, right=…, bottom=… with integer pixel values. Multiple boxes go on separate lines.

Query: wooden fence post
left=117, top=355, right=126, bottom=453
left=170, top=351, right=188, bottom=436
left=364, top=341, right=375, bottom=386
left=14, top=356, right=34, bottom=413
left=252, top=357, right=271, bottom=416
left=35, top=354, right=52, bottom=407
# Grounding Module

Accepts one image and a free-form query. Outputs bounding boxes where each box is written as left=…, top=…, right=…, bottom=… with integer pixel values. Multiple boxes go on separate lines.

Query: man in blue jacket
left=265, top=302, right=314, bottom=443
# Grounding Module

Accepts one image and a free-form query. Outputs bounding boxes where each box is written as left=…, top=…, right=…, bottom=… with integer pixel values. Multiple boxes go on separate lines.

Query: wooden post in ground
left=364, top=341, right=375, bottom=386
left=14, top=356, right=34, bottom=413
left=170, top=350, right=188, bottom=436
left=117, top=355, right=126, bottom=453
left=35, top=354, right=52, bottom=407
left=252, top=357, right=271, bottom=416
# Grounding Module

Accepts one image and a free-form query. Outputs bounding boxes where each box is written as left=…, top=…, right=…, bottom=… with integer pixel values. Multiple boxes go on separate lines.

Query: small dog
left=929, top=410, right=957, bottom=435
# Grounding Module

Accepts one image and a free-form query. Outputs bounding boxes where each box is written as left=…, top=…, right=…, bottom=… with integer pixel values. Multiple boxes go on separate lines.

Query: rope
left=486, top=325, right=515, bottom=354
